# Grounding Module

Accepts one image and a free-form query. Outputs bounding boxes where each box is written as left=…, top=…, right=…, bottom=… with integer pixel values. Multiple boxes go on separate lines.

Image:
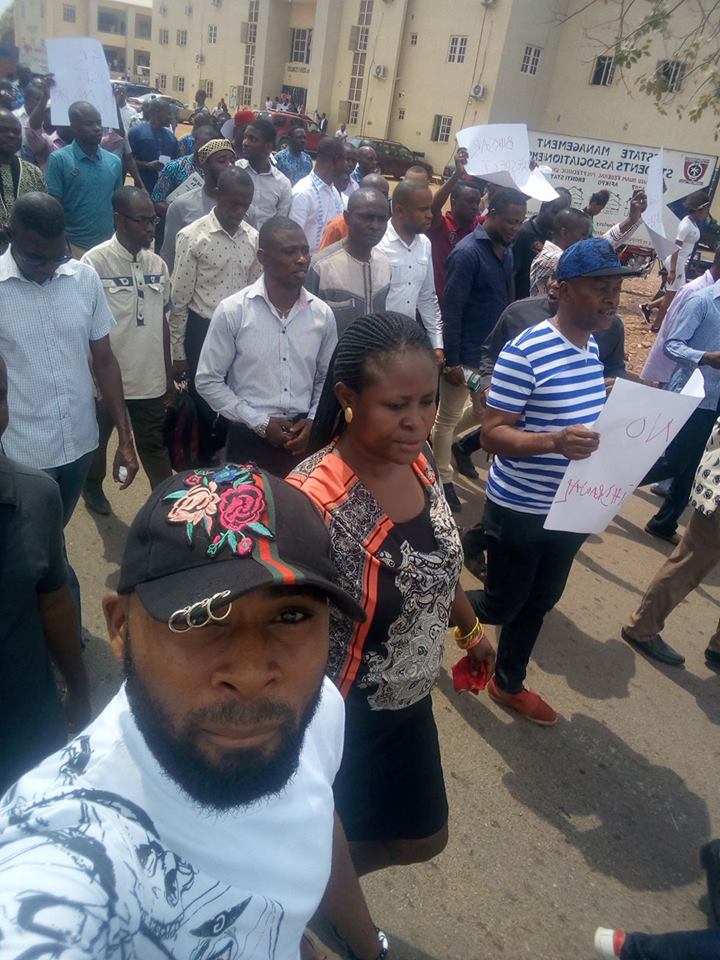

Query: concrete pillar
left=254, top=0, right=290, bottom=106
left=305, top=0, right=343, bottom=117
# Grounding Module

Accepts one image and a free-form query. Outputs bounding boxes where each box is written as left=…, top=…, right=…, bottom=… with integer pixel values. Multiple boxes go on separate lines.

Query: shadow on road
left=438, top=669, right=710, bottom=891
left=82, top=504, right=130, bottom=590
left=532, top=609, right=637, bottom=700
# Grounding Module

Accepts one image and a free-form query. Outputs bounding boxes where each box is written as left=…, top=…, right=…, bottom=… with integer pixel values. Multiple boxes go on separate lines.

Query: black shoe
left=83, top=484, right=112, bottom=516
left=705, top=648, right=720, bottom=670
left=644, top=521, right=680, bottom=545
left=443, top=482, right=462, bottom=513
left=451, top=441, right=479, bottom=480
left=700, top=840, right=720, bottom=926
left=621, top=627, right=685, bottom=666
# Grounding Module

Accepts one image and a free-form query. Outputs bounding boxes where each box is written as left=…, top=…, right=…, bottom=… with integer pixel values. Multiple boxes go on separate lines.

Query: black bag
left=163, top=384, right=200, bottom=471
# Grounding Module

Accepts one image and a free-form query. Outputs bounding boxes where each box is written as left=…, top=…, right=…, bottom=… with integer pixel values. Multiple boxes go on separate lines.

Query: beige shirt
left=82, top=236, right=170, bottom=400
left=169, top=209, right=262, bottom=361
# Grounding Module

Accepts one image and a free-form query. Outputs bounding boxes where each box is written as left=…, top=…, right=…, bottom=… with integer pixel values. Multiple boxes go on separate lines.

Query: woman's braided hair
left=308, top=311, right=435, bottom=454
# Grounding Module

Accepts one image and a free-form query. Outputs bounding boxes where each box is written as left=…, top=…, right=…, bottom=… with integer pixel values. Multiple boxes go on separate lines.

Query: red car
left=231, top=108, right=323, bottom=154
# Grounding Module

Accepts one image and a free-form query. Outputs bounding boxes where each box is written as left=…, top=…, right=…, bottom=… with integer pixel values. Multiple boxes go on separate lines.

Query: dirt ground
left=618, top=271, right=665, bottom=375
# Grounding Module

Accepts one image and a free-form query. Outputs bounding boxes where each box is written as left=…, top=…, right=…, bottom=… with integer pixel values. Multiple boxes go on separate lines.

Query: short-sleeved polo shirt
left=45, top=141, right=122, bottom=250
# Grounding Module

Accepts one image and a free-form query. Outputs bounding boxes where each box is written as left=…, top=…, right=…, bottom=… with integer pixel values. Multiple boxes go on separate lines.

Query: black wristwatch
left=347, top=928, right=389, bottom=960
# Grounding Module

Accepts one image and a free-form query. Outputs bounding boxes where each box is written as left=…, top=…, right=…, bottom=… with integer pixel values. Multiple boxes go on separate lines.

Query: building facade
left=15, top=0, right=153, bottom=82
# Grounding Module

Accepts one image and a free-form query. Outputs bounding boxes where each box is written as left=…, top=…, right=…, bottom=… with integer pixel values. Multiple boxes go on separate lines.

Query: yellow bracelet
left=454, top=618, right=482, bottom=649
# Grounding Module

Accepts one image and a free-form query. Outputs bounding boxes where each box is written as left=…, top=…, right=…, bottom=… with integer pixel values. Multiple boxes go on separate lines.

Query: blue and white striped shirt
left=486, top=319, right=606, bottom=514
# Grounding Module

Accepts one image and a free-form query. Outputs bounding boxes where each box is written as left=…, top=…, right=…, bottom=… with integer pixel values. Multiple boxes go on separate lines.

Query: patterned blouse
left=691, top=416, right=720, bottom=517
left=289, top=445, right=463, bottom=711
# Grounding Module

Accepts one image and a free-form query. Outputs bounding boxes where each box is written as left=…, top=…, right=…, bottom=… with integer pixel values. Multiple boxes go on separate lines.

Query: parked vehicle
left=347, top=136, right=433, bottom=180
left=112, top=80, right=160, bottom=100
left=128, top=92, right=193, bottom=123
left=698, top=213, right=720, bottom=252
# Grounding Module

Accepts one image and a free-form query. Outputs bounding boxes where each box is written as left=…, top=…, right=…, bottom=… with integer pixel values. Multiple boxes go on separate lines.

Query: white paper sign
left=456, top=123, right=559, bottom=202
left=642, top=149, right=678, bottom=260
left=544, top=371, right=705, bottom=534
left=167, top=171, right=204, bottom=203
left=46, top=38, right=117, bottom=128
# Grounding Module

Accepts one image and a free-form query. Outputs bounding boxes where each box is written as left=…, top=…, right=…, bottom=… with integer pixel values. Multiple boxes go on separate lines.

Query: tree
left=556, top=0, right=720, bottom=123
left=0, top=4, right=14, bottom=47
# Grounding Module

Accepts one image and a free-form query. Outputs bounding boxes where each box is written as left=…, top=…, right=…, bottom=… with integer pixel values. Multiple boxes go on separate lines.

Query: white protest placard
left=456, top=123, right=559, bottom=202
left=544, top=371, right=705, bottom=534
left=46, top=38, right=117, bottom=128
left=642, top=148, right=677, bottom=260
left=167, top=171, right=204, bottom=203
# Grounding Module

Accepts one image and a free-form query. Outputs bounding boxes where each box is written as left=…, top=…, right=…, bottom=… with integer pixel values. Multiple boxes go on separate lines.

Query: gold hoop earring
left=344, top=407, right=353, bottom=424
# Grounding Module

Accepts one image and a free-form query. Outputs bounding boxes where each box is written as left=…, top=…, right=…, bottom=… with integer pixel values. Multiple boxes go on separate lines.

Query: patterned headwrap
left=197, top=138, right=235, bottom=164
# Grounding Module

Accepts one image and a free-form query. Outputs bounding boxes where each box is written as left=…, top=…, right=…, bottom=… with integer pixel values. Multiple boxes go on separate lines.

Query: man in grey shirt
left=160, top=139, right=236, bottom=272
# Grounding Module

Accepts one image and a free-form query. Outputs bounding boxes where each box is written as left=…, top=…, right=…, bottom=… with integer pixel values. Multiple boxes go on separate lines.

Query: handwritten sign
left=455, top=123, right=559, bottom=202
left=544, top=371, right=705, bottom=534
left=642, top=149, right=677, bottom=260
left=46, top=38, right=117, bottom=128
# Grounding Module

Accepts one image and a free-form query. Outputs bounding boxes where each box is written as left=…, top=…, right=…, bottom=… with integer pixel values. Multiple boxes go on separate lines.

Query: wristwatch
left=254, top=416, right=270, bottom=438
left=347, top=929, right=389, bottom=960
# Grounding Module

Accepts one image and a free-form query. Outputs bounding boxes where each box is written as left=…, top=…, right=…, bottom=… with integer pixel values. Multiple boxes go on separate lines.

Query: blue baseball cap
left=556, top=237, right=641, bottom=283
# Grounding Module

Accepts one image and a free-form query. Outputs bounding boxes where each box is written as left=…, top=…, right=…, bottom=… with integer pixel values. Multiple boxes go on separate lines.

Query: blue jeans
left=43, top=451, right=95, bottom=621
left=622, top=929, right=720, bottom=959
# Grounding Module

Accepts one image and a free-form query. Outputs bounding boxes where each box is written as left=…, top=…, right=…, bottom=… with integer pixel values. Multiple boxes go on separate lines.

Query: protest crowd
left=1, top=67, right=720, bottom=960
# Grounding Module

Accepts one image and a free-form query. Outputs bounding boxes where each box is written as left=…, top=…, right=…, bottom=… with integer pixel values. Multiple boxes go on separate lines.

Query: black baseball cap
left=118, top=463, right=365, bottom=626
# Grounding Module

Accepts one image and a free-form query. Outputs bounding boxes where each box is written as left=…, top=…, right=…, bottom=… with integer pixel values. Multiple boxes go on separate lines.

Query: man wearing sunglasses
left=81, top=186, right=173, bottom=515
left=0, top=192, right=139, bottom=616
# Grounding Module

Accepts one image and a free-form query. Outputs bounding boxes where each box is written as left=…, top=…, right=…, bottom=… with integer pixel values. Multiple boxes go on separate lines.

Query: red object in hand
left=452, top=654, right=488, bottom=695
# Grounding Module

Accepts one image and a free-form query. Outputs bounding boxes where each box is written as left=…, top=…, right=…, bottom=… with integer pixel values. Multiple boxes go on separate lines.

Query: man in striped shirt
left=465, top=238, right=638, bottom=725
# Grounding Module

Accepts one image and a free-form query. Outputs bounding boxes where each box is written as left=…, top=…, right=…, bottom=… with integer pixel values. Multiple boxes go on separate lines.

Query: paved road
left=70, top=450, right=720, bottom=960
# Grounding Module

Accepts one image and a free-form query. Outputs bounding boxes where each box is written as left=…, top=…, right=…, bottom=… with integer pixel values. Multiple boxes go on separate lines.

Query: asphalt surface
left=71, top=449, right=720, bottom=960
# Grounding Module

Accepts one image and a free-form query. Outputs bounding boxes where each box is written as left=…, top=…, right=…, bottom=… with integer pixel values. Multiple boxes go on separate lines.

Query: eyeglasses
left=119, top=213, right=161, bottom=226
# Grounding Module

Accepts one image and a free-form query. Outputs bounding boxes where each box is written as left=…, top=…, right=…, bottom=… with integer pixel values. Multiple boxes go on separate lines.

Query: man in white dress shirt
left=236, top=116, right=292, bottom=229
left=289, top=137, right=346, bottom=254
left=196, top=216, right=337, bottom=477
left=376, top=178, right=444, bottom=360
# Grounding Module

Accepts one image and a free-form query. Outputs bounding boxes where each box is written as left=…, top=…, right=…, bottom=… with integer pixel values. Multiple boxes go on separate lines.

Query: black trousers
left=186, top=308, right=227, bottom=466
left=466, top=499, right=586, bottom=693
left=86, top=397, right=173, bottom=491
left=641, top=406, right=718, bottom=536
left=226, top=423, right=303, bottom=478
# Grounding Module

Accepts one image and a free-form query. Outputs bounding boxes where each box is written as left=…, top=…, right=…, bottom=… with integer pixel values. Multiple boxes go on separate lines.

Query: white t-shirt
left=0, top=678, right=344, bottom=959
left=664, top=214, right=700, bottom=290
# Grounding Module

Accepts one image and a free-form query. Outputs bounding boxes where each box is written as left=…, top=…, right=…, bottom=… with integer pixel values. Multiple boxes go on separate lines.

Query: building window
left=447, top=35, right=467, bottom=64
left=208, top=24, right=218, bottom=43
left=158, top=27, right=169, bottom=44
left=98, top=8, right=126, bottom=34
left=409, top=32, right=417, bottom=46
left=349, top=51, right=366, bottom=102
left=431, top=114, right=452, bottom=143
left=135, top=14, right=152, bottom=39
left=290, top=27, right=312, bottom=64
left=173, top=75, right=185, bottom=92
left=349, top=102, right=360, bottom=124
left=657, top=59, right=685, bottom=93
left=63, top=4, right=76, bottom=22
left=520, top=44, right=542, bottom=75
left=591, top=55, right=615, bottom=86
left=177, top=29, right=187, bottom=46
left=158, top=73, right=167, bottom=90
left=184, top=4, right=192, bottom=13
left=242, top=0, right=259, bottom=105
left=201, top=79, right=214, bottom=98
left=398, top=107, right=405, bottom=119
left=358, top=0, right=373, bottom=26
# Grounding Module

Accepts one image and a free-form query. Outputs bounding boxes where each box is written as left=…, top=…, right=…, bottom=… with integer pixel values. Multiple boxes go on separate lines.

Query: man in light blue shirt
left=46, top=101, right=122, bottom=256
left=641, top=282, right=720, bottom=543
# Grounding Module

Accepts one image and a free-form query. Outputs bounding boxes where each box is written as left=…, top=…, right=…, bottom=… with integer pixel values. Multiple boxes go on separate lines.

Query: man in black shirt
left=511, top=188, right=571, bottom=300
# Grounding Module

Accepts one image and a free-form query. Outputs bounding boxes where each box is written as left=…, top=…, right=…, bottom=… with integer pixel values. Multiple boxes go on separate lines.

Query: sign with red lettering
left=544, top=372, right=704, bottom=534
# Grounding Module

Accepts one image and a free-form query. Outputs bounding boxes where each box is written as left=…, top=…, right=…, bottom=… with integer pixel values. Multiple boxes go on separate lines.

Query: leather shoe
left=443, top=482, right=462, bottom=512
left=644, top=521, right=680, bottom=546
left=83, top=484, right=112, bottom=517
left=705, top=647, right=720, bottom=669
left=700, top=840, right=720, bottom=926
left=621, top=627, right=685, bottom=665
left=451, top=441, right=479, bottom=479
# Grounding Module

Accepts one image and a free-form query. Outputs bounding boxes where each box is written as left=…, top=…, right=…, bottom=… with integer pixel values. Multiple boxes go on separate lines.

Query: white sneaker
left=594, top=927, right=625, bottom=959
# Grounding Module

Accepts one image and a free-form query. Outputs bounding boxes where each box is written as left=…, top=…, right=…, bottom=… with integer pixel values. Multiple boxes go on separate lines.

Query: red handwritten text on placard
left=555, top=479, right=629, bottom=507
left=624, top=414, right=675, bottom=445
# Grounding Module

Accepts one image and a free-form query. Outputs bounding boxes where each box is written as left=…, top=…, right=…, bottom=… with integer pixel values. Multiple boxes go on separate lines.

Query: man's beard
left=124, top=638, right=322, bottom=811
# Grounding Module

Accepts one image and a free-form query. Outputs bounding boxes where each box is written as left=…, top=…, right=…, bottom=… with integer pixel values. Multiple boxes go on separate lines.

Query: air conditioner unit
left=195, top=53, right=204, bottom=64
left=374, top=64, right=388, bottom=79
left=470, top=82, right=487, bottom=99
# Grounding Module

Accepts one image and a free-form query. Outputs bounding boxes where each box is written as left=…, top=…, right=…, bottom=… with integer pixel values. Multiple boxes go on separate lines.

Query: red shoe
left=594, top=927, right=626, bottom=958
left=487, top=676, right=558, bottom=725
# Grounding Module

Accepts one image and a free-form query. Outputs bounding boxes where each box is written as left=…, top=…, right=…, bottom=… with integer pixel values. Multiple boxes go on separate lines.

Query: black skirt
left=334, top=693, right=448, bottom=842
